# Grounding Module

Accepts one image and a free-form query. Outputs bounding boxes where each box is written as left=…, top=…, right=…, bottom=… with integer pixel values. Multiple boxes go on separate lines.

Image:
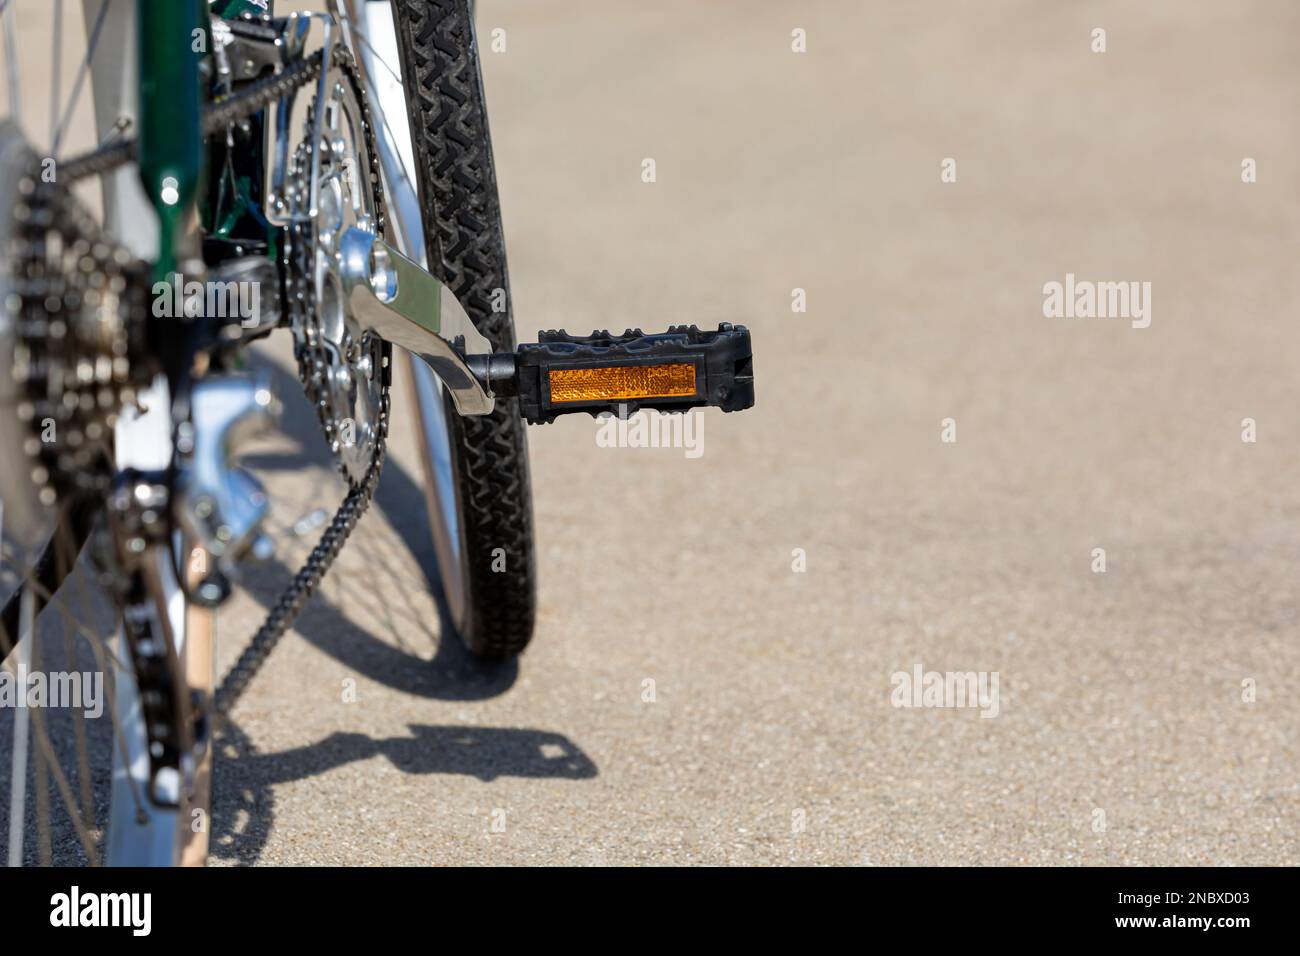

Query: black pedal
left=502, top=323, right=754, bottom=425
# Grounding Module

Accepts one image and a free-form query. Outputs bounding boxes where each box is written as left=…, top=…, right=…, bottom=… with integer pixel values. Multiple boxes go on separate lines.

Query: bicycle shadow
left=208, top=350, right=588, bottom=865
left=210, top=551, right=594, bottom=864
left=209, top=719, right=596, bottom=865
left=224, top=724, right=596, bottom=787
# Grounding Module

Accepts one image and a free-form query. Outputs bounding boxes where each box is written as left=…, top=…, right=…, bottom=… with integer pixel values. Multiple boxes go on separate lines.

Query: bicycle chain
left=58, top=41, right=392, bottom=716
left=215, top=47, right=390, bottom=715
left=61, top=50, right=326, bottom=184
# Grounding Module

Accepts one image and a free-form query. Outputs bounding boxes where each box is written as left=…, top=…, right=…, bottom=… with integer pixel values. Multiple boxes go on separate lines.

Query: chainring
left=286, top=53, right=387, bottom=487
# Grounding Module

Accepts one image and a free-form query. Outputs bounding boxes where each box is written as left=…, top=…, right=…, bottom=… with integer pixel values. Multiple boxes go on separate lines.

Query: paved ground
left=8, top=0, right=1300, bottom=865
left=204, top=0, right=1300, bottom=866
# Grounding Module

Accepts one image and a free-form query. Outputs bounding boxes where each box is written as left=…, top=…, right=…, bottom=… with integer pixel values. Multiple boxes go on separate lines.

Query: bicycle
left=0, top=0, right=754, bottom=866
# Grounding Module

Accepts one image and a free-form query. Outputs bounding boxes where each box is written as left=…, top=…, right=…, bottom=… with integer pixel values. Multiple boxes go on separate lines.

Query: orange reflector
left=548, top=364, right=697, bottom=404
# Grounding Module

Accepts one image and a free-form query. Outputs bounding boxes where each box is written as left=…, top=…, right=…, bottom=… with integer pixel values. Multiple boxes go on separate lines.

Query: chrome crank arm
left=338, top=227, right=495, bottom=416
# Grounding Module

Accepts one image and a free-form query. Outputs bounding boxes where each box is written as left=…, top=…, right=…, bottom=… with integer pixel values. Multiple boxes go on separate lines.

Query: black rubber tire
left=392, top=0, right=537, bottom=659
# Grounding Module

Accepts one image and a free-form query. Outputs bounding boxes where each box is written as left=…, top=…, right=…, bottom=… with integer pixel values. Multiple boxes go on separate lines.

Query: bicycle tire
left=392, top=0, right=538, bottom=659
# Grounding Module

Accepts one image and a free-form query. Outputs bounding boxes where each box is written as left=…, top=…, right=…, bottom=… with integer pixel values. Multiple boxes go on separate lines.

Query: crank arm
left=338, top=227, right=495, bottom=415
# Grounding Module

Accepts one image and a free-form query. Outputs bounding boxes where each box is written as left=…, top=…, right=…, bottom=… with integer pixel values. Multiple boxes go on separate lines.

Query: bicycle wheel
left=360, top=0, right=538, bottom=660
left=0, top=0, right=212, bottom=867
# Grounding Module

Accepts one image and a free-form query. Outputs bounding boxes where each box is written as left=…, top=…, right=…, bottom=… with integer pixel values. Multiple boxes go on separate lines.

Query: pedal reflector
left=510, top=324, right=754, bottom=424
left=548, top=363, right=697, bottom=404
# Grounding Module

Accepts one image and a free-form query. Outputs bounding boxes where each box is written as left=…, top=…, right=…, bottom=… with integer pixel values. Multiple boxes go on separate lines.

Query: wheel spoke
left=50, top=0, right=63, bottom=145
left=4, top=589, right=34, bottom=866
left=348, top=29, right=418, bottom=194
left=30, top=637, right=51, bottom=866
left=1, top=0, right=19, bottom=123
left=51, top=0, right=109, bottom=156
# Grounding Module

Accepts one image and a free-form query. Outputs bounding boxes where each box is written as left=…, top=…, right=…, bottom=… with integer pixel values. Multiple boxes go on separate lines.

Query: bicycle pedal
left=471, top=323, right=754, bottom=425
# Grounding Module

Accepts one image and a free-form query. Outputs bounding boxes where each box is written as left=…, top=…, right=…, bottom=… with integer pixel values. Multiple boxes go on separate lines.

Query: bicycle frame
left=137, top=1, right=280, bottom=280
left=135, top=1, right=206, bottom=281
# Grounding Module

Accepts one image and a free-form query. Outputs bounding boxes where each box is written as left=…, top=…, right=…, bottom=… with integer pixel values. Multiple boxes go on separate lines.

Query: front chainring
left=286, top=52, right=387, bottom=487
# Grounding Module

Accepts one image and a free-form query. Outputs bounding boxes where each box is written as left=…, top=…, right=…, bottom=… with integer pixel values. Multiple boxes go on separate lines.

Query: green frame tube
left=136, top=0, right=206, bottom=280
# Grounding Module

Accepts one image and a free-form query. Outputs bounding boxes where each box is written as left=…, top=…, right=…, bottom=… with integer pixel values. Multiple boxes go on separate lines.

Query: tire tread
left=393, top=0, right=536, bottom=658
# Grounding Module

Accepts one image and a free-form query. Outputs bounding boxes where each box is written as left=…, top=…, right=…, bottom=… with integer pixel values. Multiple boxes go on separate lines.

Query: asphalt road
left=9, top=0, right=1300, bottom=865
